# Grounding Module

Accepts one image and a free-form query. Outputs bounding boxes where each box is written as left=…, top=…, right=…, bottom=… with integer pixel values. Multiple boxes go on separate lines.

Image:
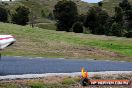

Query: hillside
left=2, top=0, right=132, bottom=20
left=0, top=0, right=92, bottom=23
left=102, top=0, right=132, bottom=15
left=0, top=23, right=132, bottom=61
left=17, top=0, right=92, bottom=18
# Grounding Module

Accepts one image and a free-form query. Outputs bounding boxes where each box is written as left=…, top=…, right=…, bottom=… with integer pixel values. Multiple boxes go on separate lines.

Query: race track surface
left=0, top=56, right=132, bottom=76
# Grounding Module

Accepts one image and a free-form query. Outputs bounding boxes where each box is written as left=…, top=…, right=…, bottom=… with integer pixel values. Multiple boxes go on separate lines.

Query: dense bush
left=72, top=21, right=83, bottom=33
left=53, top=0, right=132, bottom=38
left=111, top=22, right=123, bottom=37
left=12, top=6, right=30, bottom=25
left=124, top=32, right=132, bottom=38
left=0, top=6, right=8, bottom=22
left=84, top=6, right=109, bottom=35
left=53, top=0, right=78, bottom=32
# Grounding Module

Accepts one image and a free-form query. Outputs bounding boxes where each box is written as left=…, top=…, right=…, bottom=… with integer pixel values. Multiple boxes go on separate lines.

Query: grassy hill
left=3, top=0, right=91, bottom=19
left=2, top=0, right=132, bottom=21
left=0, top=23, right=132, bottom=61
left=2, top=0, right=132, bottom=17
left=102, top=0, right=132, bottom=15
left=1, top=0, right=92, bottom=24
left=19, top=0, right=92, bottom=16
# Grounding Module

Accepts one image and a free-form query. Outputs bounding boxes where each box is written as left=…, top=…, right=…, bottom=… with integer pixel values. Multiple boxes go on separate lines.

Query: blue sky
left=81, top=0, right=102, bottom=3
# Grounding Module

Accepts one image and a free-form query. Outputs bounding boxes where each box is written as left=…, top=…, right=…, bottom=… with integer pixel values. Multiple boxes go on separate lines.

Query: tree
left=104, top=17, right=115, bottom=36
left=125, top=32, right=132, bottom=38
left=72, top=21, right=83, bottom=33
left=119, top=0, right=132, bottom=31
left=123, top=10, right=132, bottom=31
left=77, top=14, right=86, bottom=24
left=41, top=10, right=46, bottom=18
left=84, top=6, right=109, bottom=35
left=110, top=22, right=123, bottom=37
left=48, top=12, right=54, bottom=20
left=98, top=1, right=103, bottom=7
left=0, top=6, right=8, bottom=22
left=53, top=0, right=78, bottom=32
left=84, top=7, right=97, bottom=33
left=114, top=6, right=123, bottom=25
left=12, top=6, right=30, bottom=25
left=119, top=0, right=131, bottom=11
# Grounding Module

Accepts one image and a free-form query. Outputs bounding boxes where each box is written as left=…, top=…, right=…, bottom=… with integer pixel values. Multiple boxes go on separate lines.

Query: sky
left=81, top=0, right=102, bottom=3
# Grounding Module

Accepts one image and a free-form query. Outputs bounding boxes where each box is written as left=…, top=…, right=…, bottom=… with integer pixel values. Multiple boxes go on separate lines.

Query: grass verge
left=0, top=22, right=132, bottom=61
left=0, top=74, right=132, bottom=88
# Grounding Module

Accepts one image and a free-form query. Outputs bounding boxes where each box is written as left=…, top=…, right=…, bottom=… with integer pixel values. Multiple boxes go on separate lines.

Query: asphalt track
left=0, top=56, right=132, bottom=76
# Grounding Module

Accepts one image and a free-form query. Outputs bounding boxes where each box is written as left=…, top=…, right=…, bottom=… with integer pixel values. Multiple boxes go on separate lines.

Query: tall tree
left=53, top=0, right=78, bottom=32
left=119, top=0, right=131, bottom=11
left=84, top=6, right=109, bottom=35
left=98, top=1, right=103, bottom=7
left=110, top=22, right=123, bottom=37
left=0, top=6, right=8, bottom=22
left=114, top=6, right=123, bottom=25
left=12, top=6, right=30, bottom=25
left=119, top=0, right=132, bottom=31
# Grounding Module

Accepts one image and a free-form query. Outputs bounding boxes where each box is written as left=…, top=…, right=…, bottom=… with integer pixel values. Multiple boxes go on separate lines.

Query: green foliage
left=119, top=0, right=132, bottom=11
left=0, top=83, right=18, bottom=88
left=41, top=9, right=46, bottom=18
left=72, top=21, right=83, bottom=33
left=12, top=5, right=30, bottom=25
left=125, top=32, right=132, bottom=38
left=98, top=1, right=103, bottom=7
left=48, top=12, right=54, bottom=20
left=110, top=22, right=123, bottom=37
left=78, top=14, right=86, bottom=23
left=53, top=0, right=78, bottom=32
left=29, top=83, right=44, bottom=88
left=124, top=10, right=132, bottom=31
left=61, top=78, right=76, bottom=85
left=104, top=17, right=115, bottom=36
left=84, top=6, right=109, bottom=35
left=114, top=6, right=123, bottom=25
left=0, top=6, right=8, bottom=22
left=119, top=0, right=132, bottom=31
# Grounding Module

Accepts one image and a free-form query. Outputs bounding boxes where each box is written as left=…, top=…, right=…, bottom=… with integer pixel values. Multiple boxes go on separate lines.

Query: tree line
left=0, top=0, right=131, bottom=38
left=0, top=4, right=30, bottom=25
left=53, top=0, right=132, bottom=38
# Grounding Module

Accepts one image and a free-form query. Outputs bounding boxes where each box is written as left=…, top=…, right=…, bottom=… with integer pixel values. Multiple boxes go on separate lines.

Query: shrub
left=84, top=6, right=109, bottom=35
left=124, top=32, right=132, bottom=38
left=12, top=6, right=30, bottom=25
left=53, top=0, right=78, bottom=32
left=72, top=21, right=83, bottom=33
left=0, top=6, right=8, bottom=22
left=111, top=22, right=123, bottom=37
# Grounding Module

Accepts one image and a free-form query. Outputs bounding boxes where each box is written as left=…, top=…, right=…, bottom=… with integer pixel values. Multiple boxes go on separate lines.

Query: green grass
left=36, top=23, right=56, bottom=30
left=0, top=22, right=132, bottom=61
left=0, top=83, right=18, bottom=88
left=61, top=77, right=76, bottom=85
left=0, top=80, right=77, bottom=88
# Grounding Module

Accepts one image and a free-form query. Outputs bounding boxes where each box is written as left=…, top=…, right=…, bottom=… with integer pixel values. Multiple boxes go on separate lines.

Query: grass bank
left=0, top=23, right=132, bottom=61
